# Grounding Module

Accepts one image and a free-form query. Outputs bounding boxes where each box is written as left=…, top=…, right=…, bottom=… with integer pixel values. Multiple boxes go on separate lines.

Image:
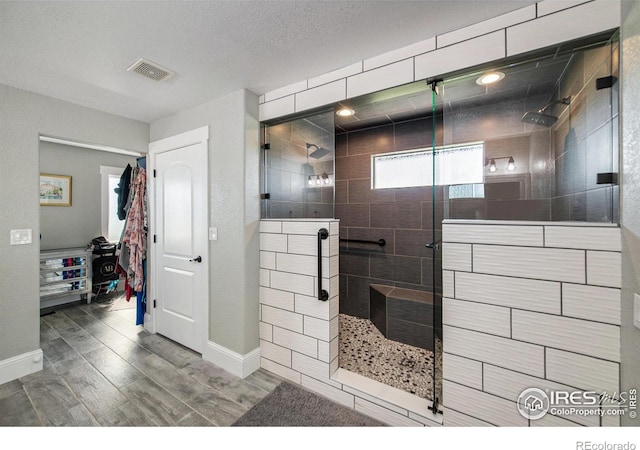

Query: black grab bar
left=317, top=228, right=329, bottom=301
left=339, top=238, right=386, bottom=247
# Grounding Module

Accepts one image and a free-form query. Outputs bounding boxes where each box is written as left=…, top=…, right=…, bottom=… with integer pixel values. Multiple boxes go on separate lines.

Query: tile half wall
left=442, top=220, right=622, bottom=427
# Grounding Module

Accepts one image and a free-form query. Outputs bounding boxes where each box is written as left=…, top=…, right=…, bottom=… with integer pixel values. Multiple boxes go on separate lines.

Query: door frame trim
left=147, top=126, right=209, bottom=353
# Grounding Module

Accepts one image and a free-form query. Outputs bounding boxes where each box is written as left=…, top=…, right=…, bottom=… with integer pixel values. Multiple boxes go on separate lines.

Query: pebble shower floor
left=338, top=313, right=442, bottom=401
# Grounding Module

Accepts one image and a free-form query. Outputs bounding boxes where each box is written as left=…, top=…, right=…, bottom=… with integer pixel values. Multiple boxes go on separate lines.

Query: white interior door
left=150, top=127, right=208, bottom=353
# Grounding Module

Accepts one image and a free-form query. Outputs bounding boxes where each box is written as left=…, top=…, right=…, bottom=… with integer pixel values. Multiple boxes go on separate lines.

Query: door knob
left=189, top=256, right=202, bottom=263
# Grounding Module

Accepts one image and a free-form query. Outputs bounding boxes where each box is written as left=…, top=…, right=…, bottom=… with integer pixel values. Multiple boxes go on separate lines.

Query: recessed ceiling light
left=476, top=71, right=505, bottom=85
left=336, top=108, right=355, bottom=117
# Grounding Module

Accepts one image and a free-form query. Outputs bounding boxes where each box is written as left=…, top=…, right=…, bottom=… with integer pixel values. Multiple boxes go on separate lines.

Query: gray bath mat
left=231, top=381, right=386, bottom=427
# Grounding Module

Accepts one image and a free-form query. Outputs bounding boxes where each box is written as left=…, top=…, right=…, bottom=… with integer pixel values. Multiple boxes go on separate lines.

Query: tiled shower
left=258, top=1, right=622, bottom=427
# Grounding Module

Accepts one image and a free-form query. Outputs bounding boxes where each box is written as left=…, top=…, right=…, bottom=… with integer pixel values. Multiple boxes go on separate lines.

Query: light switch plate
left=209, top=227, right=218, bottom=241
left=634, top=293, right=640, bottom=330
left=10, top=229, right=32, bottom=245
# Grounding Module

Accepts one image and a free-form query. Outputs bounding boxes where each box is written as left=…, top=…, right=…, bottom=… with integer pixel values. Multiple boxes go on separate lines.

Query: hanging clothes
left=121, top=167, right=147, bottom=293
left=114, top=164, right=133, bottom=220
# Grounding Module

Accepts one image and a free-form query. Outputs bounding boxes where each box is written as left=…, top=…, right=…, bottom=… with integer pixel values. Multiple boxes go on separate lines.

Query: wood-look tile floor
left=0, top=294, right=283, bottom=427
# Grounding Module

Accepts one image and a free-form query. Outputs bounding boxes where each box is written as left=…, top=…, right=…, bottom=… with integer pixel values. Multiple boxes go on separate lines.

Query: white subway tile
left=276, top=253, right=320, bottom=277
left=260, top=357, right=300, bottom=384
left=455, top=272, right=561, bottom=314
left=473, top=245, right=585, bottom=283
left=546, top=348, right=620, bottom=394
left=288, top=234, right=317, bottom=256
left=442, top=243, right=472, bottom=272
left=442, top=353, right=483, bottom=390
left=602, top=410, right=621, bottom=427
left=587, top=251, right=622, bottom=288
left=443, top=270, right=454, bottom=298
left=415, top=31, right=505, bottom=81
left=329, top=234, right=339, bottom=257
left=264, top=80, right=307, bottom=102
left=270, top=270, right=315, bottom=297
left=304, top=315, right=330, bottom=341
left=329, top=220, right=340, bottom=236
left=544, top=226, right=621, bottom=251
left=507, top=0, right=621, bottom=57
left=295, top=79, right=346, bottom=113
left=408, top=411, right=442, bottom=427
left=537, top=0, right=593, bottom=17
left=354, top=398, right=421, bottom=426
left=330, top=315, right=339, bottom=341
left=260, top=251, right=276, bottom=270
left=294, top=293, right=330, bottom=320
left=301, top=374, right=355, bottom=409
left=329, top=336, right=339, bottom=362
left=259, top=95, right=295, bottom=122
left=562, top=283, right=621, bottom=325
left=437, top=5, right=535, bottom=47
left=483, top=364, right=599, bottom=427
left=260, top=233, right=287, bottom=252
left=512, top=310, right=620, bottom=362
left=259, top=322, right=272, bottom=341
left=282, top=221, right=330, bottom=235
left=347, top=59, right=414, bottom=99
left=259, top=269, right=270, bottom=287
left=261, top=305, right=303, bottom=333
left=444, top=326, right=544, bottom=377
left=292, top=352, right=330, bottom=380
left=260, top=220, right=282, bottom=233
left=329, top=296, right=339, bottom=320
left=443, top=408, right=494, bottom=427
left=318, top=339, right=329, bottom=363
left=530, top=414, right=583, bottom=427
left=443, top=298, right=511, bottom=337
left=329, top=255, right=339, bottom=278
left=260, top=340, right=291, bottom=367
left=273, top=326, right=318, bottom=358
left=443, top=223, right=543, bottom=246
left=443, top=380, right=528, bottom=426
left=259, top=286, right=294, bottom=311
left=364, top=38, right=435, bottom=71
left=307, top=61, right=363, bottom=89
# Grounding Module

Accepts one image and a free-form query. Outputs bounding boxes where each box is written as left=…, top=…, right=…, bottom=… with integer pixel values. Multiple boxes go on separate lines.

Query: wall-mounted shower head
left=306, top=143, right=330, bottom=159
left=521, top=96, right=571, bottom=127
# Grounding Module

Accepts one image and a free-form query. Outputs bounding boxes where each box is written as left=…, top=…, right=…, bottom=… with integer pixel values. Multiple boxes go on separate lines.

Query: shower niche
left=260, top=29, right=620, bottom=411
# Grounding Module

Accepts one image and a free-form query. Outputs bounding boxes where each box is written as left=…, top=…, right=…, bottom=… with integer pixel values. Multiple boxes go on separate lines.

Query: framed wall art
left=39, top=173, right=72, bottom=206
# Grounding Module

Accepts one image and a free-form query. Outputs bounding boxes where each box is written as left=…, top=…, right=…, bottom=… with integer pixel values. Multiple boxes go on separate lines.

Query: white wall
left=39, top=141, right=135, bottom=250
left=150, top=89, right=261, bottom=367
left=0, top=83, right=148, bottom=380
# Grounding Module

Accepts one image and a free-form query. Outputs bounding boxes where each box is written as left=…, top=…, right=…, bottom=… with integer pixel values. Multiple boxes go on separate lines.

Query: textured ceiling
left=0, top=1, right=537, bottom=123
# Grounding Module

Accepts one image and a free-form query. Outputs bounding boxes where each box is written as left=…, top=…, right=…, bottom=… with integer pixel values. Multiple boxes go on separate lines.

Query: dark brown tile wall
left=335, top=118, right=443, bottom=323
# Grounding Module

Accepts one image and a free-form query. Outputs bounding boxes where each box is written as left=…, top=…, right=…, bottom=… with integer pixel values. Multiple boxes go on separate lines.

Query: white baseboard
left=203, top=341, right=260, bottom=379
left=0, top=349, right=43, bottom=385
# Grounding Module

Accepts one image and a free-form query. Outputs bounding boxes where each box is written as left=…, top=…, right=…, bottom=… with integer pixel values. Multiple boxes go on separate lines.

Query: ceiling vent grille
left=127, top=58, right=175, bottom=82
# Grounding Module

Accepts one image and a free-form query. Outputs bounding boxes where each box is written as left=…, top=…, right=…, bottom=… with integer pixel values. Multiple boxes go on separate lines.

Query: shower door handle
left=317, top=228, right=329, bottom=301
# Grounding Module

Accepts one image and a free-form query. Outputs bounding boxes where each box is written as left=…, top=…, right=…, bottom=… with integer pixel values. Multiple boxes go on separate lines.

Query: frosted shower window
left=372, top=142, right=484, bottom=189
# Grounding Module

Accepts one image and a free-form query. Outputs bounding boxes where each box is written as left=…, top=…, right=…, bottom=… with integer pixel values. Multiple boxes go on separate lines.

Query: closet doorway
left=148, top=126, right=209, bottom=353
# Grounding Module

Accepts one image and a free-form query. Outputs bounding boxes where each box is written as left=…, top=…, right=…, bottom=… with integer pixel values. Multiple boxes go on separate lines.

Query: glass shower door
left=261, top=110, right=335, bottom=219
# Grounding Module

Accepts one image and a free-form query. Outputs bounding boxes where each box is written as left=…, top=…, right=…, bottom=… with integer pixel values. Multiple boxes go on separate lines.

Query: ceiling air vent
left=126, top=58, right=175, bottom=82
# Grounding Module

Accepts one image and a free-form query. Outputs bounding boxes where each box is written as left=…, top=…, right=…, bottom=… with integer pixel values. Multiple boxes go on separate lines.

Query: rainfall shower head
left=306, top=143, right=330, bottom=159
left=521, top=96, right=571, bottom=127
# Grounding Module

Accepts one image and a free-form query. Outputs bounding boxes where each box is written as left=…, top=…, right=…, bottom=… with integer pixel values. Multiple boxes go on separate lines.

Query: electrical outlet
left=209, top=227, right=218, bottom=241
left=10, top=229, right=32, bottom=245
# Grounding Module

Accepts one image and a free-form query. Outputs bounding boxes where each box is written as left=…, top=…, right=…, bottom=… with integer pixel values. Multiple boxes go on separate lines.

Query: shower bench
left=369, top=284, right=437, bottom=351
